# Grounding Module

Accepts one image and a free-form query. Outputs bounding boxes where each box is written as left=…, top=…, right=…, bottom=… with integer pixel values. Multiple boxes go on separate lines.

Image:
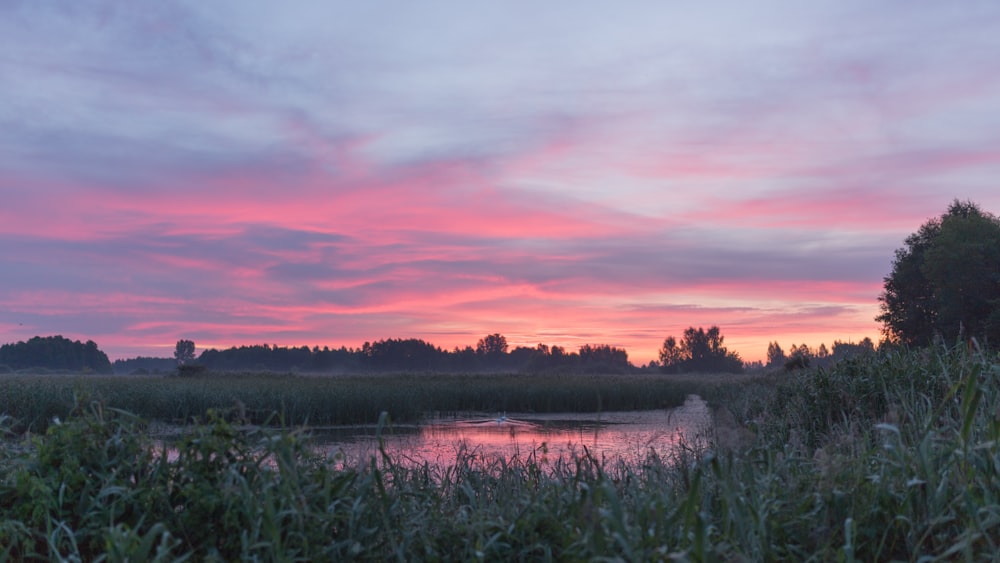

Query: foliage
left=764, top=338, right=876, bottom=371
left=199, top=343, right=345, bottom=372
left=766, top=341, right=785, bottom=367
left=659, top=326, right=743, bottom=374
left=783, top=343, right=813, bottom=370
left=173, top=340, right=196, bottom=366
left=1, top=346, right=999, bottom=560
left=0, top=335, right=112, bottom=374
left=191, top=335, right=637, bottom=373
left=830, top=338, right=876, bottom=361
left=577, top=344, right=630, bottom=373
left=878, top=199, right=1000, bottom=346
left=361, top=338, right=444, bottom=371
left=475, top=333, right=509, bottom=357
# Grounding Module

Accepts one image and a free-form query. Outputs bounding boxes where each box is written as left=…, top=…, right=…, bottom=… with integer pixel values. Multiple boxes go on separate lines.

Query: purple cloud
left=2, top=1, right=1000, bottom=363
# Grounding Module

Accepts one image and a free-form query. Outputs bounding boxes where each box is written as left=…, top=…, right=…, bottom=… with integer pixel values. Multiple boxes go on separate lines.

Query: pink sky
left=3, top=2, right=1000, bottom=364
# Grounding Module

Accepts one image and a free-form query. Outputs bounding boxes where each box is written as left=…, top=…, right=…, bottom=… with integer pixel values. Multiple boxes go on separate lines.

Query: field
left=1, top=347, right=998, bottom=560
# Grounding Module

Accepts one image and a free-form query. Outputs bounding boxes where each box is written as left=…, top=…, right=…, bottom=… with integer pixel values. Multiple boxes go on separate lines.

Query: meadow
left=0, top=346, right=998, bottom=560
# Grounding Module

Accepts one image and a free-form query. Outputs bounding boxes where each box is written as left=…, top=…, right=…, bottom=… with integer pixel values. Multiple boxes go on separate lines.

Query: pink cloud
left=2, top=144, right=897, bottom=367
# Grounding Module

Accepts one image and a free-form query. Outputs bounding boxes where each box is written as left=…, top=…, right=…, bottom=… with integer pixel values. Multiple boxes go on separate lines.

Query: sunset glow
left=3, top=2, right=1000, bottom=364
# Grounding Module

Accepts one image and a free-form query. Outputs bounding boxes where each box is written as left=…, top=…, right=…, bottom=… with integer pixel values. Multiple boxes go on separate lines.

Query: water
left=313, top=394, right=712, bottom=467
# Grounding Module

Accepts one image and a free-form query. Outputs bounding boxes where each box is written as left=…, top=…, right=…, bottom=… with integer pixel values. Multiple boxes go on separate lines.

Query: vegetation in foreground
left=1, top=345, right=998, bottom=561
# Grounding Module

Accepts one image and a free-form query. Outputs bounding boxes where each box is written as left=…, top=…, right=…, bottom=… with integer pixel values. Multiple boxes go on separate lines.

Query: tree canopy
left=658, top=326, right=743, bottom=374
left=877, top=200, right=1000, bottom=347
left=174, top=339, right=196, bottom=365
left=475, top=333, right=509, bottom=357
left=0, top=335, right=112, bottom=373
left=577, top=344, right=630, bottom=373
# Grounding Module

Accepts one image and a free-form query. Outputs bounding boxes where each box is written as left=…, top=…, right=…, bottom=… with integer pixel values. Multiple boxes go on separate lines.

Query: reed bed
left=0, top=371, right=696, bottom=432
left=0, top=346, right=997, bottom=560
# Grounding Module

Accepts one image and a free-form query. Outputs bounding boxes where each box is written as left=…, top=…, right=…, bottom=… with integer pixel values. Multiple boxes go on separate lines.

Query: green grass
left=0, top=371, right=697, bottom=432
left=0, top=346, right=998, bottom=560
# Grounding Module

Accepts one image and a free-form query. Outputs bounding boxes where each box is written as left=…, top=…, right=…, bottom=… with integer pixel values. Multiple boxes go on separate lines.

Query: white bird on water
left=497, top=412, right=507, bottom=425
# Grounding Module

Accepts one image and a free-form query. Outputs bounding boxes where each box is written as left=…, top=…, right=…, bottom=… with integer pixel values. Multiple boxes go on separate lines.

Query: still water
left=312, top=395, right=712, bottom=467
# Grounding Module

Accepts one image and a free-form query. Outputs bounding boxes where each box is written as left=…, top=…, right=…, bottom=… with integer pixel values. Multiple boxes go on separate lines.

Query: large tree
left=174, top=339, right=196, bottom=366
left=877, top=200, right=1000, bottom=347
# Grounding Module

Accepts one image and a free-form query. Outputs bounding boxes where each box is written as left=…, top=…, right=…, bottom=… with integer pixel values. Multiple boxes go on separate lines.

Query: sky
left=2, top=1, right=1000, bottom=365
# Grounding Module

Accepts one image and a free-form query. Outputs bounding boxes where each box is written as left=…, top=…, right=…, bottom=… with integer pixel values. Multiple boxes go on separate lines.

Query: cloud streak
left=2, top=1, right=1000, bottom=363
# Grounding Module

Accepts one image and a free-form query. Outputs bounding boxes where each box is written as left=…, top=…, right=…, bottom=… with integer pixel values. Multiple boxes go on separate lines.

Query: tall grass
left=0, top=371, right=695, bottom=432
left=0, top=346, right=997, bottom=560
left=695, top=345, right=1000, bottom=559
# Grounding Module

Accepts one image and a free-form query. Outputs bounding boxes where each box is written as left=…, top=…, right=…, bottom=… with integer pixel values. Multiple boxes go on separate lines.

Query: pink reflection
left=321, top=395, right=712, bottom=468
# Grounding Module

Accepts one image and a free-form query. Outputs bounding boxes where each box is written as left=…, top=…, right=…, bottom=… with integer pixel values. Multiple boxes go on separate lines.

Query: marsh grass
left=0, top=346, right=998, bottom=560
left=0, top=371, right=696, bottom=432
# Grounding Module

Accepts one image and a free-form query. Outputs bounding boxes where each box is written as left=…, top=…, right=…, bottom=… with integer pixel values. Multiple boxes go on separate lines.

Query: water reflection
left=314, top=395, right=711, bottom=467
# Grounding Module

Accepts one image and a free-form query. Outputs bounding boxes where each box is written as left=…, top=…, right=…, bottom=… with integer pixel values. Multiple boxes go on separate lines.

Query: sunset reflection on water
left=316, top=395, right=711, bottom=468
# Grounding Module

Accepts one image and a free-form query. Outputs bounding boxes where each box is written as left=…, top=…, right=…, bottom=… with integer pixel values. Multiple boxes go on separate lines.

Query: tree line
left=129, top=327, right=851, bottom=376
left=156, top=329, right=772, bottom=375
left=6, top=329, right=878, bottom=377
left=145, top=334, right=636, bottom=374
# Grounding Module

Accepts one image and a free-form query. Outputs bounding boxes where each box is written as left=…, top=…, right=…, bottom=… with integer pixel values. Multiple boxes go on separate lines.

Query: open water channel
left=311, top=394, right=712, bottom=467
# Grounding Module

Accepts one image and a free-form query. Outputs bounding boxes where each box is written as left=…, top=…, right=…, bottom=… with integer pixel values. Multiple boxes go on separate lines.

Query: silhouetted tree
left=449, top=345, right=479, bottom=371
left=508, top=346, right=542, bottom=370
left=878, top=200, right=1000, bottom=346
left=198, top=343, right=313, bottom=371
left=766, top=341, right=786, bottom=367
left=659, top=326, right=743, bottom=374
left=361, top=338, right=445, bottom=371
left=831, top=338, right=876, bottom=360
left=578, top=344, right=630, bottom=373
left=784, top=343, right=812, bottom=371
left=659, top=336, right=682, bottom=371
left=476, top=334, right=508, bottom=357
left=174, top=339, right=196, bottom=366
